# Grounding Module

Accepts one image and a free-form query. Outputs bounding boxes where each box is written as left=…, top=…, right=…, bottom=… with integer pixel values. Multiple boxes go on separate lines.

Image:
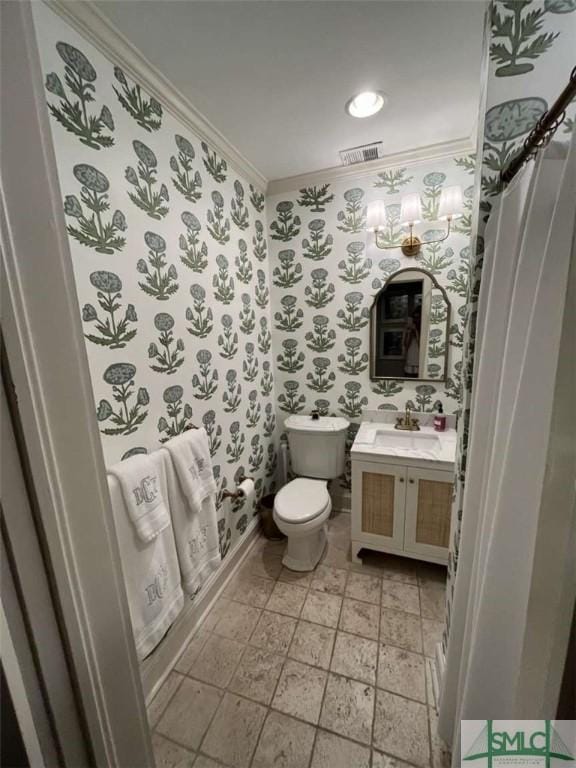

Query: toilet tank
left=285, top=415, right=349, bottom=479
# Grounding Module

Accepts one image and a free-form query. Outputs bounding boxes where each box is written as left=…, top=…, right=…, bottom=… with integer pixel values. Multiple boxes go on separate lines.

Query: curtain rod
left=500, top=66, right=576, bottom=188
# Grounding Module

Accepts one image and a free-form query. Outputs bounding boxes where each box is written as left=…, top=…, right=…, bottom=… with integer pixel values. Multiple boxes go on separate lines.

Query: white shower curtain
left=438, top=132, right=576, bottom=762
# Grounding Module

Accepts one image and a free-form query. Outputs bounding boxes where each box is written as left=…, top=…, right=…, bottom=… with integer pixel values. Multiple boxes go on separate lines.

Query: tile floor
left=149, top=512, right=451, bottom=768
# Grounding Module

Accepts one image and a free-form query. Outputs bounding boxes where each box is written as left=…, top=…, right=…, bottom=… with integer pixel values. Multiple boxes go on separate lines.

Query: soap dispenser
left=434, top=403, right=446, bottom=432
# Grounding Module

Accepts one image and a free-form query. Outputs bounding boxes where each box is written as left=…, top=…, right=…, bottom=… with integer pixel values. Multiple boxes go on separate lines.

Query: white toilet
left=274, top=415, right=349, bottom=571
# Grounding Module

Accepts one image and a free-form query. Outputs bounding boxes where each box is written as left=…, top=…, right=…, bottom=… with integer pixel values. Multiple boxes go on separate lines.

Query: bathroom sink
left=351, top=419, right=456, bottom=465
left=373, top=429, right=441, bottom=453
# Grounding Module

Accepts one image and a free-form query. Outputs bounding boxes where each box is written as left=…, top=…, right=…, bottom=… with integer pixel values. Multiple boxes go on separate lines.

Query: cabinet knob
left=399, top=477, right=404, bottom=483
left=409, top=478, right=415, bottom=484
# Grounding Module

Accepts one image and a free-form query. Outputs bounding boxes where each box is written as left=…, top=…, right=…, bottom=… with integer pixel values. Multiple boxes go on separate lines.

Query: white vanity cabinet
left=351, top=422, right=456, bottom=565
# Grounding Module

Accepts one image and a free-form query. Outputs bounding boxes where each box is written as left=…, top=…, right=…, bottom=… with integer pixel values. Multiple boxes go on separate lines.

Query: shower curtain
left=438, top=132, right=576, bottom=762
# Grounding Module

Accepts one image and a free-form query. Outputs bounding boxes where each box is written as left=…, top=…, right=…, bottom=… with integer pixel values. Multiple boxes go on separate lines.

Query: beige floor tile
left=329, top=511, right=351, bottom=535
left=373, top=690, right=430, bottom=768
left=301, top=590, right=342, bottom=628
left=321, top=541, right=353, bottom=570
left=188, top=634, right=244, bottom=688
left=419, top=584, right=446, bottom=622
left=339, top=598, right=380, bottom=640
left=377, top=645, right=426, bottom=702
left=151, top=734, right=196, bottom=768
left=380, top=608, right=423, bottom=653
left=328, top=516, right=352, bottom=549
left=228, top=646, right=285, bottom=705
left=223, top=573, right=275, bottom=608
left=265, top=581, right=307, bottom=618
left=328, top=530, right=351, bottom=553
left=201, top=692, right=267, bottom=768
left=289, top=620, right=335, bottom=670
left=247, top=550, right=284, bottom=580
left=250, top=610, right=297, bottom=654
left=174, top=628, right=211, bottom=674
left=327, top=524, right=351, bottom=548
left=193, top=757, right=222, bottom=768
left=272, top=659, right=327, bottom=724
left=252, top=710, right=316, bottom=768
left=422, top=618, right=444, bottom=659
left=279, top=566, right=314, bottom=586
left=331, top=631, right=378, bottom=685
left=310, top=729, right=371, bottom=768
left=429, top=706, right=451, bottom=768
left=416, top=562, right=447, bottom=588
left=148, top=672, right=183, bottom=727
left=345, top=571, right=382, bottom=605
left=212, top=600, right=261, bottom=642
left=319, top=673, right=375, bottom=745
left=371, top=750, right=418, bottom=768
left=352, top=553, right=418, bottom=584
left=257, top=538, right=287, bottom=556
left=381, top=580, right=421, bottom=615
left=156, top=677, right=222, bottom=751
left=311, top=564, right=348, bottom=595
left=202, top=597, right=232, bottom=632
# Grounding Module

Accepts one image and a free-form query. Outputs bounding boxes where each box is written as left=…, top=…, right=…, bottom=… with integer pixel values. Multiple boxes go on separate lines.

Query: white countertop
left=351, top=420, right=457, bottom=469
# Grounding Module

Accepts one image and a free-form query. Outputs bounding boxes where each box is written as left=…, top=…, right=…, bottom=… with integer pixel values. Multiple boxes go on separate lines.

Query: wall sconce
left=367, top=185, right=463, bottom=257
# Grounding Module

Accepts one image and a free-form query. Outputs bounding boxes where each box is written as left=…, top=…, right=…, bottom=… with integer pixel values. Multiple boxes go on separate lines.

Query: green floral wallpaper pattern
left=268, top=157, right=475, bottom=499
left=34, top=3, right=277, bottom=559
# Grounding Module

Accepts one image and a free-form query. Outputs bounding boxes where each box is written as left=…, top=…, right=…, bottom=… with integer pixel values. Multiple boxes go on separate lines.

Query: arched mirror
left=370, top=267, right=450, bottom=381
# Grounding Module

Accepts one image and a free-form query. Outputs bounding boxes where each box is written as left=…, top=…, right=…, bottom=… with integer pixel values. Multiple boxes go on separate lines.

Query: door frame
left=1, top=2, right=153, bottom=765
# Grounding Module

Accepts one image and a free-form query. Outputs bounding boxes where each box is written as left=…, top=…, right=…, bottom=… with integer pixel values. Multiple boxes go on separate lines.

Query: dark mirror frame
left=369, top=266, right=451, bottom=382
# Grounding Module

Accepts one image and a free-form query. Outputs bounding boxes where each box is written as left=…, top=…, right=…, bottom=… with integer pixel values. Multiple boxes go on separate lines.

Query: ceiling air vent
left=339, top=141, right=383, bottom=166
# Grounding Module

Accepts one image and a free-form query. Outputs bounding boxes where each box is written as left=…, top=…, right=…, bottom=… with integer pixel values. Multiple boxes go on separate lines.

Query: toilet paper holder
left=221, top=476, right=254, bottom=500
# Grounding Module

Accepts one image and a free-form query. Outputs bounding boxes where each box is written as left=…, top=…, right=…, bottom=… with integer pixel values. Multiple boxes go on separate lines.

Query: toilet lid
left=275, top=478, right=330, bottom=524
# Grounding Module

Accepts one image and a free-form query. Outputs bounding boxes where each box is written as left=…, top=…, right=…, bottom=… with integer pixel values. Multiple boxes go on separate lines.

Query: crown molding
left=43, top=0, right=268, bottom=191
left=267, top=136, right=476, bottom=196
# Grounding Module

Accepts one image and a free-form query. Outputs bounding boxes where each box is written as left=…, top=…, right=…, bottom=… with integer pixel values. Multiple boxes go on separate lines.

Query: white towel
left=161, top=446, right=221, bottom=595
left=164, top=428, right=216, bottom=509
left=108, top=454, right=170, bottom=543
left=107, top=452, right=184, bottom=660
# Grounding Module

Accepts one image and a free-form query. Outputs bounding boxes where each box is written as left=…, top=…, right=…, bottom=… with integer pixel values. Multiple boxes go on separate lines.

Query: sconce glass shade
left=400, top=193, right=422, bottom=226
left=366, top=199, right=388, bottom=231
left=438, top=185, right=464, bottom=220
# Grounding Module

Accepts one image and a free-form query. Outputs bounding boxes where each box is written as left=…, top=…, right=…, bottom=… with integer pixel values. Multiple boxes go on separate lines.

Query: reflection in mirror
left=370, top=267, right=450, bottom=381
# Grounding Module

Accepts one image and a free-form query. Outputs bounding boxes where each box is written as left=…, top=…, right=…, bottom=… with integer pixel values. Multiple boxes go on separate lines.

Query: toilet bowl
left=273, top=478, right=332, bottom=571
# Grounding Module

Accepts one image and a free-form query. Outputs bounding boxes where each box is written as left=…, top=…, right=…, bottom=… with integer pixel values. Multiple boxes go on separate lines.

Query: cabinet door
left=352, top=460, right=406, bottom=550
left=403, top=467, right=453, bottom=561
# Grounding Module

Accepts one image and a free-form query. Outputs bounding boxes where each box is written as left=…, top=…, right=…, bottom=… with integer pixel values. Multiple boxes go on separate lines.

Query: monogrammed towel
left=161, top=445, right=221, bottom=595
left=108, top=454, right=170, bottom=543
left=164, top=429, right=217, bottom=510
left=108, top=452, right=184, bottom=660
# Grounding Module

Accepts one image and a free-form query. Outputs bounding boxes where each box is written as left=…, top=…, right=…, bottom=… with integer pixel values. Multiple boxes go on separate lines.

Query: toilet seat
left=274, top=478, right=330, bottom=524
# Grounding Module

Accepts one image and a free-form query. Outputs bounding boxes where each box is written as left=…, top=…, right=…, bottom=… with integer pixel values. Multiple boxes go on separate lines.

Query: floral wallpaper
left=33, top=3, right=277, bottom=560
left=444, top=0, right=575, bottom=649
left=267, top=157, right=475, bottom=504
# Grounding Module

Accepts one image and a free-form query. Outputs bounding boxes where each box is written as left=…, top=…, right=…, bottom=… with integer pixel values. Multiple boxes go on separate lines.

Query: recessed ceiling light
left=346, top=91, right=386, bottom=118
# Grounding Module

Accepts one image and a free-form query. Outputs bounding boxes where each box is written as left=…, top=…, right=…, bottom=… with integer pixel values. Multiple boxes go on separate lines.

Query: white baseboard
left=141, top=517, right=261, bottom=704
left=431, top=640, right=446, bottom=711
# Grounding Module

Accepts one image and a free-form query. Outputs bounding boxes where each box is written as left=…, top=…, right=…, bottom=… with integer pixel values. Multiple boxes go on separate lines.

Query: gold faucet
left=395, top=404, right=420, bottom=432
